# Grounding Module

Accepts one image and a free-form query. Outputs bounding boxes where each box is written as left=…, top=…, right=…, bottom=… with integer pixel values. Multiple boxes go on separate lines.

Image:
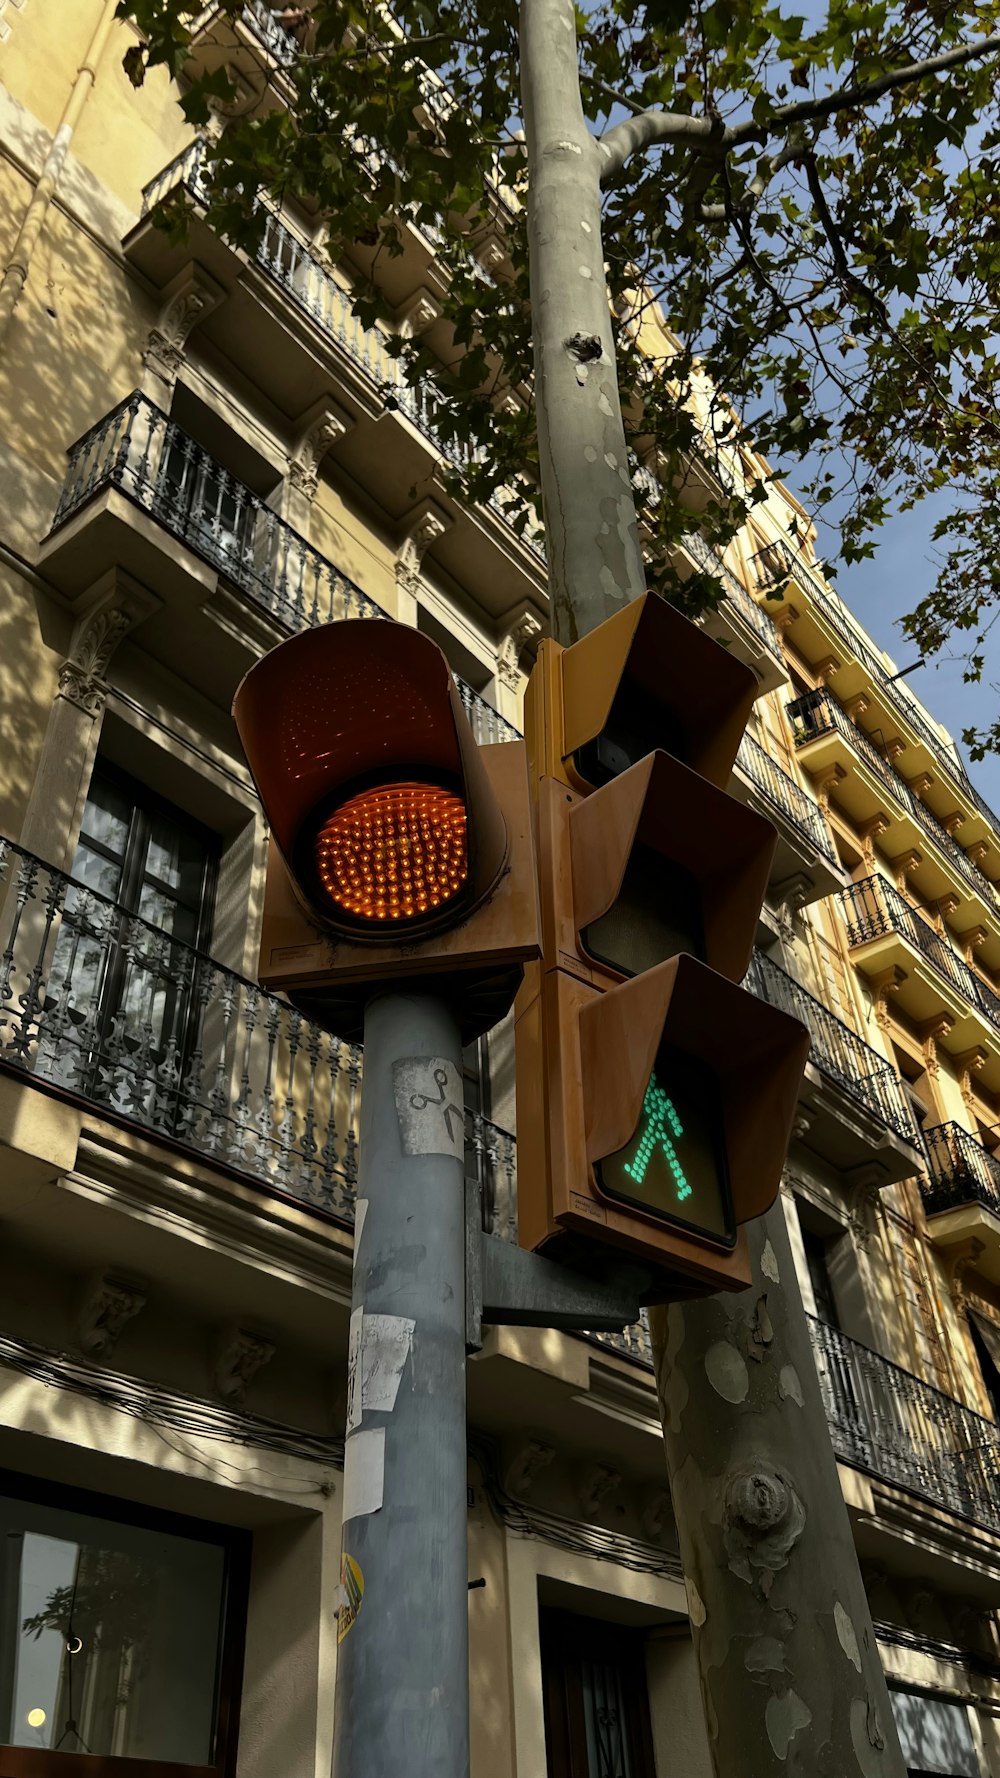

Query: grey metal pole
left=332, top=989, right=470, bottom=1778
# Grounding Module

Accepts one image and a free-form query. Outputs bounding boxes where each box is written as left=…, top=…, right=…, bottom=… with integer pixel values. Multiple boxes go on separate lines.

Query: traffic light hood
left=233, top=620, right=508, bottom=937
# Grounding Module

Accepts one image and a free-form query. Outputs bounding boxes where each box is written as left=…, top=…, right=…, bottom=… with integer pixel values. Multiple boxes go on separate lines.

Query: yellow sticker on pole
left=337, top=1551, right=364, bottom=1643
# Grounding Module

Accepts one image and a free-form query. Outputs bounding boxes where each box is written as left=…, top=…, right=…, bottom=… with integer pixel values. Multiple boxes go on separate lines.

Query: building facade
left=0, top=4, right=998, bottom=1775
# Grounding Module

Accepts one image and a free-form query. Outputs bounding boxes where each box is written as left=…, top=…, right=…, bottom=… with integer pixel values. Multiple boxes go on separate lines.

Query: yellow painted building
left=0, top=5, right=998, bottom=1775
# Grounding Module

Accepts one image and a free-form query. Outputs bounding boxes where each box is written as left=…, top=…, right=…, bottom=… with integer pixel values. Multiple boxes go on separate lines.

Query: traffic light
left=515, top=594, right=810, bottom=1301
left=233, top=620, right=540, bottom=1042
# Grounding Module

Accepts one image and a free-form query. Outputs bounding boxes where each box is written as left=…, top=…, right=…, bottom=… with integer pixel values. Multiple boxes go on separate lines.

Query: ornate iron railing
left=679, top=526, right=782, bottom=659
left=0, top=836, right=521, bottom=1231
left=747, top=949, right=917, bottom=1142
left=238, top=0, right=299, bottom=63
left=922, top=1120, right=1000, bottom=1220
left=770, top=543, right=1000, bottom=874
left=841, top=875, right=1000, bottom=1038
left=49, top=392, right=520, bottom=749
left=735, top=732, right=837, bottom=866
left=137, top=142, right=546, bottom=561
left=787, top=688, right=998, bottom=911
left=809, top=1315, right=1000, bottom=1533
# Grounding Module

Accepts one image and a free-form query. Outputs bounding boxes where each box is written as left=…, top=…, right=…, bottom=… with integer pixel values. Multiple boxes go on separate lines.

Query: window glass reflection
left=0, top=1493, right=227, bottom=1765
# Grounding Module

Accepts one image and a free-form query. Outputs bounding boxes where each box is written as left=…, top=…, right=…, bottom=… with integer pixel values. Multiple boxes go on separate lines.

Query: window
left=42, top=767, right=218, bottom=1126
left=540, top=1608, right=657, bottom=1778
left=0, top=1471, right=248, bottom=1777
left=801, top=1228, right=840, bottom=1330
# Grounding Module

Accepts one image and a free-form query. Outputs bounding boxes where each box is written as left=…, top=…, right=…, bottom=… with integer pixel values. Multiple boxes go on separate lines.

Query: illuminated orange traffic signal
left=233, top=620, right=539, bottom=1041
left=515, top=594, right=809, bottom=1301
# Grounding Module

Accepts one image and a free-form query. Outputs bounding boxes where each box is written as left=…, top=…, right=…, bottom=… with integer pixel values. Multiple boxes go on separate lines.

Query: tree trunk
left=518, top=2, right=907, bottom=1771
left=520, top=0, right=647, bottom=644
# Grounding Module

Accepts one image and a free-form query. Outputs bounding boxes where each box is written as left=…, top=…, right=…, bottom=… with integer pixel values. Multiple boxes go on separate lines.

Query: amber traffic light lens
left=314, top=781, right=468, bottom=926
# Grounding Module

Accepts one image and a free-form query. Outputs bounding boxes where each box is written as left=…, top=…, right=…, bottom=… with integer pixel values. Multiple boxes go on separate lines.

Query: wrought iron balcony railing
left=735, top=732, right=837, bottom=867
left=788, top=688, right=999, bottom=912
left=841, top=874, right=1000, bottom=1039
left=922, top=1120, right=1000, bottom=1220
left=809, top=1315, right=1000, bottom=1533
left=238, top=0, right=299, bottom=63
left=676, top=525, right=782, bottom=659
left=137, top=141, right=546, bottom=561
left=50, top=392, right=520, bottom=750
left=769, top=544, right=1000, bottom=869
left=746, top=949, right=917, bottom=1143
left=0, top=836, right=520, bottom=1235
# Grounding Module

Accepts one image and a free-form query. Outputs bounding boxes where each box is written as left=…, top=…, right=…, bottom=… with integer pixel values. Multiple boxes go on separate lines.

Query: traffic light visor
left=233, top=621, right=507, bottom=937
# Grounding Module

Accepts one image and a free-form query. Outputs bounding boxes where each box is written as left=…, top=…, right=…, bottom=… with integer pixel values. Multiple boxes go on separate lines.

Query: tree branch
left=729, top=31, right=1000, bottom=144
left=599, top=111, right=721, bottom=187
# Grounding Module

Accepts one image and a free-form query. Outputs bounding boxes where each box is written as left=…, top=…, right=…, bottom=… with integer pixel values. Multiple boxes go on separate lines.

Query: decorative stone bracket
left=393, top=287, right=441, bottom=337
left=141, top=263, right=226, bottom=391
left=496, top=602, right=543, bottom=691
left=76, top=1270, right=146, bottom=1359
left=213, top=1323, right=276, bottom=1405
left=395, top=500, right=451, bottom=601
left=769, top=873, right=813, bottom=942
left=58, top=573, right=160, bottom=718
left=287, top=397, right=353, bottom=501
left=504, top=1438, right=554, bottom=1497
left=579, top=1463, right=622, bottom=1518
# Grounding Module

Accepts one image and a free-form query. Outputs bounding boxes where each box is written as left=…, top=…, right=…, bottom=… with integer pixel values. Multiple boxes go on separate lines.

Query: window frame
left=0, top=1467, right=250, bottom=1778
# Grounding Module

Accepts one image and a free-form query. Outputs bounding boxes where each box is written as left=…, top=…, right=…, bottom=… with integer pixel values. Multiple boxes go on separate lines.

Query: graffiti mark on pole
left=393, top=1056, right=465, bottom=1160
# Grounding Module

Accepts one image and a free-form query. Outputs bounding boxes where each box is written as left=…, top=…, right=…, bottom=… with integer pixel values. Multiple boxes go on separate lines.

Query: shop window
left=540, top=1607, right=657, bottom=1778
left=0, top=1470, right=248, bottom=1777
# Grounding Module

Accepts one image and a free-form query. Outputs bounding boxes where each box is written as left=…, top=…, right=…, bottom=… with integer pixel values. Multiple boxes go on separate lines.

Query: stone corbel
left=791, top=1110, right=812, bottom=1145
left=870, top=964, right=906, bottom=1032
left=141, top=264, right=226, bottom=390
left=935, top=891, right=962, bottom=925
left=640, top=1487, right=673, bottom=1543
left=394, top=500, right=451, bottom=602
left=953, top=1045, right=989, bottom=1114
left=888, top=848, right=922, bottom=892
left=882, top=736, right=907, bottom=765
left=812, top=762, right=846, bottom=815
left=769, top=602, right=800, bottom=646
left=941, top=810, right=966, bottom=837
left=958, top=924, right=989, bottom=964
left=858, top=813, right=891, bottom=869
left=846, top=1167, right=885, bottom=1254
left=579, top=1463, right=621, bottom=1518
left=907, top=770, right=934, bottom=799
left=504, top=1438, right=554, bottom=1497
left=393, top=287, right=441, bottom=337
left=474, top=235, right=506, bottom=277
left=946, top=1239, right=986, bottom=1313
left=76, top=1270, right=146, bottom=1359
left=213, top=1323, right=275, bottom=1405
left=770, top=873, right=813, bottom=941
left=58, top=572, right=160, bottom=718
left=916, top=1011, right=955, bottom=1078
left=843, top=692, right=870, bottom=722
left=966, top=838, right=990, bottom=868
left=496, top=602, right=543, bottom=692
left=287, top=397, right=353, bottom=501
left=814, top=655, right=840, bottom=685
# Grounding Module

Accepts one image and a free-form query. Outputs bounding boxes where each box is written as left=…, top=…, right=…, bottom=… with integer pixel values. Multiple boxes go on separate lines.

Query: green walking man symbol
left=624, top=1074, right=693, bottom=1202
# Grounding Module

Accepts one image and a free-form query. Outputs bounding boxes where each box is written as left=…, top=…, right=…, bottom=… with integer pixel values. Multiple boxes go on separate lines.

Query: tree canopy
left=122, top=0, right=1000, bottom=752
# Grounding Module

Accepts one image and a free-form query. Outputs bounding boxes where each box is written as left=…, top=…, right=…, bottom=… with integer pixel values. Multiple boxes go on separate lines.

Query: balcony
left=38, top=393, right=520, bottom=743
left=123, top=143, right=545, bottom=616
left=746, top=950, right=922, bottom=1180
left=678, top=529, right=787, bottom=694
left=788, top=689, right=1000, bottom=944
left=920, top=1122, right=1000, bottom=1283
left=841, top=875, right=1000, bottom=1093
left=764, top=547, right=1000, bottom=907
left=0, top=835, right=517, bottom=1234
left=810, top=1315, right=1000, bottom=1535
left=732, top=733, right=845, bottom=908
